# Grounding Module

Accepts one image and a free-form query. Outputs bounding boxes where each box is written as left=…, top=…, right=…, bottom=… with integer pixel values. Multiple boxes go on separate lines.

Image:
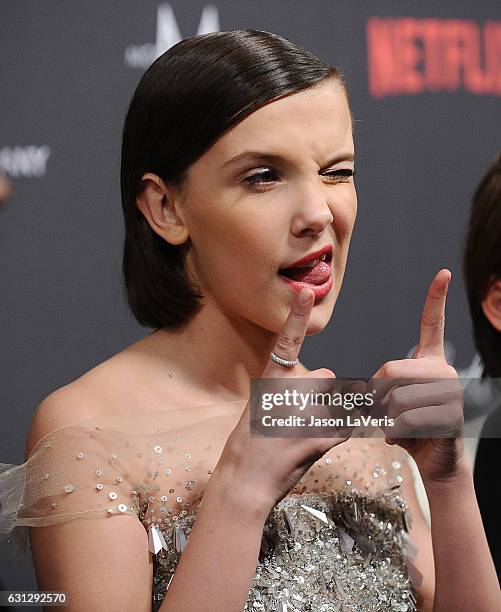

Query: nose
left=290, top=181, right=334, bottom=237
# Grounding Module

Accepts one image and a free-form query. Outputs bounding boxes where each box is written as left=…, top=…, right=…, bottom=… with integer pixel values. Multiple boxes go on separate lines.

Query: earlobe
left=481, top=279, right=501, bottom=332
left=135, top=172, right=189, bottom=246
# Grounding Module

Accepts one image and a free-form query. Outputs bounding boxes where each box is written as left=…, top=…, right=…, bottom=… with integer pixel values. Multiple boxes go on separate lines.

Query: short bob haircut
left=463, top=152, right=501, bottom=378
left=120, top=28, right=348, bottom=330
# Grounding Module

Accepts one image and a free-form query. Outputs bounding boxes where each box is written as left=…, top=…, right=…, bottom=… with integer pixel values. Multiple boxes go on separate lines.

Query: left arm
left=423, top=456, right=500, bottom=611
left=372, top=269, right=501, bottom=611
left=401, top=451, right=501, bottom=611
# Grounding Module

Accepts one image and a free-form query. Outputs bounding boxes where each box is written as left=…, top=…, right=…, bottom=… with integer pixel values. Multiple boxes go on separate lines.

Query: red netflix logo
left=367, top=18, right=501, bottom=98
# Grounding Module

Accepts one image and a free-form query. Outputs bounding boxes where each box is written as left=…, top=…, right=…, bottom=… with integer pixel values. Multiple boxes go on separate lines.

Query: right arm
left=29, top=287, right=345, bottom=611
left=157, top=467, right=269, bottom=611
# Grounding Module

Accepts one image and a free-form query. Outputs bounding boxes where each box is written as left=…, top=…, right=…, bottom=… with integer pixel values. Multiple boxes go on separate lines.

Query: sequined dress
left=0, top=400, right=420, bottom=611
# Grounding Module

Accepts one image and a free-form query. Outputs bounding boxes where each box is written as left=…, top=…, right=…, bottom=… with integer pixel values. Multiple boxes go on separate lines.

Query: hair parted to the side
left=463, top=152, right=501, bottom=378
left=120, top=28, right=348, bottom=330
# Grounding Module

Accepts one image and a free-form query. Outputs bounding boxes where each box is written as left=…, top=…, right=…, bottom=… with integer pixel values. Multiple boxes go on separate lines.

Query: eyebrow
left=219, top=151, right=355, bottom=171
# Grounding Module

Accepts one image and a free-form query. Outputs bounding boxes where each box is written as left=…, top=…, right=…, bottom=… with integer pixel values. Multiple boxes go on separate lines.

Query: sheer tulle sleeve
left=0, top=425, right=142, bottom=534
left=0, top=400, right=247, bottom=559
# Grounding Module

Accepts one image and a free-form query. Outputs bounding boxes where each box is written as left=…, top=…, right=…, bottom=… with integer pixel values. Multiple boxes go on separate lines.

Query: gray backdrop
left=1, top=0, right=500, bottom=596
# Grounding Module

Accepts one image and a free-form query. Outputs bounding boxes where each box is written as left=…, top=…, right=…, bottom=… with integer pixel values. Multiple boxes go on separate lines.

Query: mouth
left=279, top=247, right=332, bottom=282
left=278, top=247, right=333, bottom=298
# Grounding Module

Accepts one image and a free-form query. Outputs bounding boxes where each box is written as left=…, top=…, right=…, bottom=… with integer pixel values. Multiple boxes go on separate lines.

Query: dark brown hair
left=120, top=29, right=347, bottom=330
left=463, top=152, right=501, bottom=377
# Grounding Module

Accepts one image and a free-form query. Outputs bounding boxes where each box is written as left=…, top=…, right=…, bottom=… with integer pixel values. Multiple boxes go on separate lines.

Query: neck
left=146, top=300, right=285, bottom=400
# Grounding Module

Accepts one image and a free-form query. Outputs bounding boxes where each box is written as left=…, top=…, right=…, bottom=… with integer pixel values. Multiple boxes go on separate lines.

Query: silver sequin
left=150, top=490, right=416, bottom=612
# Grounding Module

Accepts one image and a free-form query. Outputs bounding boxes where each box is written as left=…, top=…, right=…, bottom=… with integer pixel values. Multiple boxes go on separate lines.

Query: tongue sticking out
left=279, top=260, right=331, bottom=285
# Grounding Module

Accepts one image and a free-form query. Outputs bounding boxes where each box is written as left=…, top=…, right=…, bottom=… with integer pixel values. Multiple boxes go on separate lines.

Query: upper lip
left=280, top=245, right=333, bottom=269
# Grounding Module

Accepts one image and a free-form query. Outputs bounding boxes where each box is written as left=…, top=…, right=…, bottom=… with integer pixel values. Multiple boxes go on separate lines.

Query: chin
left=305, top=308, right=333, bottom=335
left=305, top=325, right=326, bottom=337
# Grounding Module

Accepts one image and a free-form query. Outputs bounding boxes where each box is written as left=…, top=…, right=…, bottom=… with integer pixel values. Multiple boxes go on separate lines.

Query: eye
left=323, top=168, right=356, bottom=182
left=242, top=166, right=356, bottom=191
left=243, top=168, right=279, bottom=188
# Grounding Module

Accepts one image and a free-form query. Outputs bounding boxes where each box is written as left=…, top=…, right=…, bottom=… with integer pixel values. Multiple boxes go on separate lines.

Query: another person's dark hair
left=463, top=152, right=501, bottom=377
left=120, top=28, right=348, bottom=330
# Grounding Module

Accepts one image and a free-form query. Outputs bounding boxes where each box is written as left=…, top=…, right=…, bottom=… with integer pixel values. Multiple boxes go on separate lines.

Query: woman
left=463, top=153, right=501, bottom=581
left=0, top=29, right=499, bottom=611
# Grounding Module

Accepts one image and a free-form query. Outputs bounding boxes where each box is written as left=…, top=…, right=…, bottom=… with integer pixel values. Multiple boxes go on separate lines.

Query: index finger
left=262, top=287, right=315, bottom=377
left=414, top=269, right=451, bottom=359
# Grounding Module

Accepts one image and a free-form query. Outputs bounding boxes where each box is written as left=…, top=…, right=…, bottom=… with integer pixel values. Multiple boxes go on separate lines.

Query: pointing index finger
left=414, top=269, right=451, bottom=359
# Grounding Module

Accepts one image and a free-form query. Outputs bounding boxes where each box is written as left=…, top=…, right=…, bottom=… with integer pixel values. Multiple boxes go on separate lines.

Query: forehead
left=210, top=80, right=353, bottom=166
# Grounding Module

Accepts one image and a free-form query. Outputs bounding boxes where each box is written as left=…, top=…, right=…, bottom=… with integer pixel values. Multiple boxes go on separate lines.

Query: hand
left=369, top=269, right=466, bottom=484
left=212, top=287, right=350, bottom=512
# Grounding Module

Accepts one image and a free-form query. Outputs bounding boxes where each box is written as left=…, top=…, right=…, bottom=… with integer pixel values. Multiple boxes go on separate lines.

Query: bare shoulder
left=27, top=377, right=155, bottom=610
left=25, top=343, right=144, bottom=460
left=25, top=379, right=108, bottom=461
left=25, top=333, right=190, bottom=460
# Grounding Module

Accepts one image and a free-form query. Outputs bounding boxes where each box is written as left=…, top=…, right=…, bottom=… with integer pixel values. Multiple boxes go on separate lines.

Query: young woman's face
left=180, top=78, right=356, bottom=335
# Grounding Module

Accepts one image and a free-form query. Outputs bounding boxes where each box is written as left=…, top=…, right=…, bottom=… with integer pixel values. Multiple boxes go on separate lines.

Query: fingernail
left=300, top=289, right=312, bottom=304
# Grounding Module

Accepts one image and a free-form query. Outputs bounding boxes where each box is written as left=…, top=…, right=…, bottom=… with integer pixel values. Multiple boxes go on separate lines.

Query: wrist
left=203, top=463, right=272, bottom=525
left=422, top=456, right=473, bottom=496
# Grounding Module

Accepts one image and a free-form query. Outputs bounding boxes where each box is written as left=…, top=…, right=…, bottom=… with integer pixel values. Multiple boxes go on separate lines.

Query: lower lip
left=279, top=272, right=333, bottom=299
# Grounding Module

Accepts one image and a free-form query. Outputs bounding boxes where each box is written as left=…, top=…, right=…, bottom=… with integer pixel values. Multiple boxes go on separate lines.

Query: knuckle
left=276, top=333, right=302, bottom=352
left=290, top=310, right=308, bottom=324
left=454, top=412, right=465, bottom=430
left=446, top=403, right=464, bottom=425
left=446, top=364, right=458, bottom=378
left=396, top=410, right=416, bottom=431
left=421, top=315, right=445, bottom=331
left=317, top=368, right=336, bottom=378
left=389, top=386, right=406, bottom=409
left=381, top=361, right=398, bottom=379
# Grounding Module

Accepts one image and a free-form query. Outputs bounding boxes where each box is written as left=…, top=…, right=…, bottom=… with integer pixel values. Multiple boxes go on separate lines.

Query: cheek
left=191, top=219, right=275, bottom=288
left=331, top=189, right=357, bottom=243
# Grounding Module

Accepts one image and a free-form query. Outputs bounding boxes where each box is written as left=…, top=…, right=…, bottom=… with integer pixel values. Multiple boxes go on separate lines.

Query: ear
left=481, top=279, right=501, bottom=332
left=135, top=172, right=189, bottom=246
